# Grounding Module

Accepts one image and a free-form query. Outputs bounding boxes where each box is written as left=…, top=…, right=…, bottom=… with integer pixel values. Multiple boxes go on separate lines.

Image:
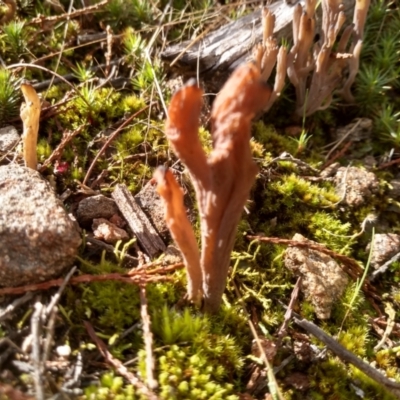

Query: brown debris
left=92, top=218, right=129, bottom=244
left=112, top=184, right=166, bottom=258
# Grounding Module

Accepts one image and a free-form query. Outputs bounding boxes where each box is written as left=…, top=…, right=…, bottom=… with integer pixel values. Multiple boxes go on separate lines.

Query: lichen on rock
left=284, top=233, right=349, bottom=319
left=0, top=164, right=81, bottom=287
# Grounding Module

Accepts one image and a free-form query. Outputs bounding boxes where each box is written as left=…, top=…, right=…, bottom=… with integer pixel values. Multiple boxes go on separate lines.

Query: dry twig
left=39, top=124, right=87, bottom=172
left=31, top=302, right=45, bottom=400
left=294, top=316, right=400, bottom=398
left=0, top=264, right=182, bottom=296
left=112, top=184, right=166, bottom=258
left=139, top=285, right=158, bottom=390
left=84, top=321, right=160, bottom=400
left=27, top=0, right=111, bottom=26
left=83, top=105, right=150, bottom=186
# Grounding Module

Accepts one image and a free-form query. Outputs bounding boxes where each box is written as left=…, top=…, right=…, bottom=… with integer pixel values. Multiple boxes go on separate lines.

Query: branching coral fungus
left=287, top=0, right=371, bottom=117
left=253, top=7, right=287, bottom=111
left=154, top=63, right=271, bottom=313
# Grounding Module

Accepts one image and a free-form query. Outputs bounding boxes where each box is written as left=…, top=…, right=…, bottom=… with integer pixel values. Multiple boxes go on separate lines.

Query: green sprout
left=123, top=27, right=146, bottom=65
left=289, top=129, right=313, bottom=155
left=72, top=62, right=95, bottom=83
left=0, top=68, right=20, bottom=127
left=1, top=21, right=28, bottom=59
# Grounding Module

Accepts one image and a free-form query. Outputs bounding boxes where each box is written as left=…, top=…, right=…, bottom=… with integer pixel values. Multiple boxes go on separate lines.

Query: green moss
left=114, top=126, right=143, bottom=155
left=272, top=174, right=337, bottom=208
left=308, top=212, right=353, bottom=253
left=84, top=371, right=137, bottom=399
left=338, top=325, right=369, bottom=357
left=153, top=344, right=238, bottom=400
left=120, top=95, right=147, bottom=114
left=253, top=121, right=298, bottom=155
left=37, top=138, right=52, bottom=161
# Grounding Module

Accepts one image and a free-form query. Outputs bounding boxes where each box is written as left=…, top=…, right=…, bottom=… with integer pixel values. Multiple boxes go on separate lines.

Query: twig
left=86, top=236, right=138, bottom=263
left=265, top=152, right=319, bottom=175
left=31, top=302, right=45, bottom=400
left=324, top=119, right=362, bottom=161
left=321, top=163, right=352, bottom=208
left=321, top=141, right=352, bottom=170
left=277, top=277, right=301, bottom=342
left=374, top=303, right=396, bottom=352
left=82, top=106, right=150, bottom=185
left=378, top=157, right=400, bottom=170
left=42, top=267, right=77, bottom=364
left=139, top=285, right=158, bottom=390
left=39, top=124, right=87, bottom=172
left=84, top=321, right=160, bottom=400
left=61, top=351, right=83, bottom=392
left=0, top=267, right=181, bottom=296
left=7, top=63, right=79, bottom=94
left=0, top=338, right=23, bottom=369
left=293, top=317, right=400, bottom=398
left=44, top=266, right=75, bottom=317
left=233, top=281, right=285, bottom=400
left=0, top=292, right=35, bottom=322
left=27, top=0, right=111, bottom=25
left=105, top=25, right=113, bottom=77
left=370, top=251, right=400, bottom=282
left=31, top=58, right=122, bottom=91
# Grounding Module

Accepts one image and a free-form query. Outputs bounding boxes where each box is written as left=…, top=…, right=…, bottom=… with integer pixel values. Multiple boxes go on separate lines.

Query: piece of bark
left=112, top=184, right=166, bottom=258
left=161, top=0, right=355, bottom=75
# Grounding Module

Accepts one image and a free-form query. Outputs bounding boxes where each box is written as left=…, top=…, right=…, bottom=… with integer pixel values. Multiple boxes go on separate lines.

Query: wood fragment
left=294, top=316, right=400, bottom=398
left=161, top=0, right=356, bottom=75
left=112, top=184, right=166, bottom=258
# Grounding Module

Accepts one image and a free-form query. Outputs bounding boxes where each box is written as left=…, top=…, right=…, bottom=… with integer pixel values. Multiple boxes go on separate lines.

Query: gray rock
left=76, top=195, right=119, bottom=227
left=0, top=126, right=20, bottom=153
left=369, top=233, right=400, bottom=270
left=388, top=179, right=400, bottom=199
left=0, top=164, right=81, bottom=287
left=284, top=233, right=348, bottom=319
left=334, top=166, right=380, bottom=207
